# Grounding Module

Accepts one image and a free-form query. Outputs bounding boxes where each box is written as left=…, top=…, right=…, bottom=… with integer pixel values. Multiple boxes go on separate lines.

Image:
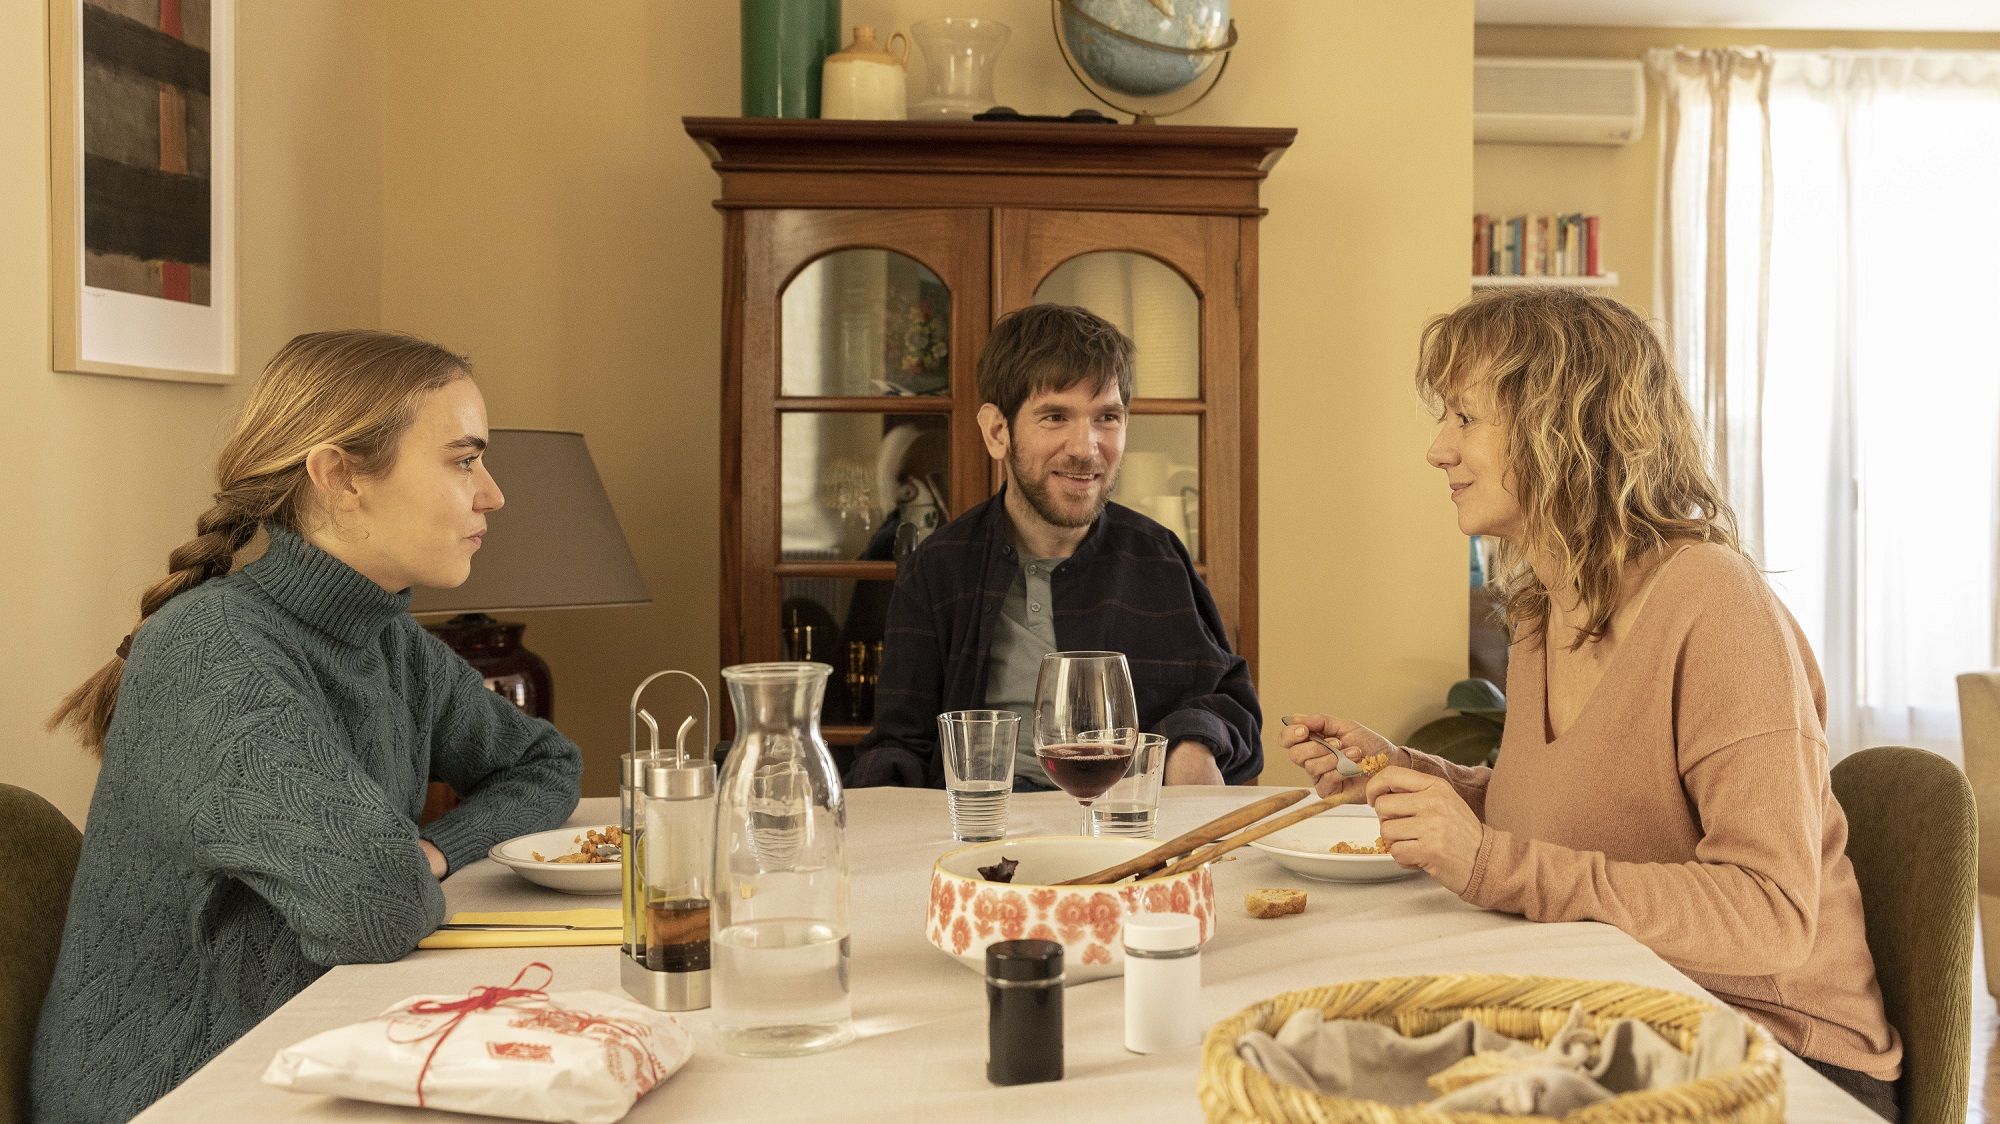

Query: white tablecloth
left=136, top=790, right=1878, bottom=1122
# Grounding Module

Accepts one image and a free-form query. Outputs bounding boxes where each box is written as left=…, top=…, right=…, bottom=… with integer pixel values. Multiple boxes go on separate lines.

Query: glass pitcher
left=710, top=661, right=855, bottom=1057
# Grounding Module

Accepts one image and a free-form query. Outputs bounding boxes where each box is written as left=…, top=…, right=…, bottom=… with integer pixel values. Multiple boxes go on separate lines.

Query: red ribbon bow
left=388, top=962, right=667, bottom=1108
left=393, top=961, right=554, bottom=1108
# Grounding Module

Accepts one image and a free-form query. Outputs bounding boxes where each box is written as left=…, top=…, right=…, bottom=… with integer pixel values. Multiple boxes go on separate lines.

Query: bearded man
left=847, top=304, right=1262, bottom=790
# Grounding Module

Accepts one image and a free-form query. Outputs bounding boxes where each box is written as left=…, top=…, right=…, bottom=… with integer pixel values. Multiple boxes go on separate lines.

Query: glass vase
left=908, top=17, right=1009, bottom=120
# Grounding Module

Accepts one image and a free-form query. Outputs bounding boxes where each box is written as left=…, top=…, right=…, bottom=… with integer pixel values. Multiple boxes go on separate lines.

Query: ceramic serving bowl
left=926, top=836, right=1214, bottom=983
left=488, top=826, right=622, bottom=895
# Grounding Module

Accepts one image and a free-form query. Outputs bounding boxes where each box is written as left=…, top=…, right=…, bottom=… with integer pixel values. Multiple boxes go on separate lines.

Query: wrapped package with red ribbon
left=261, top=963, right=693, bottom=1124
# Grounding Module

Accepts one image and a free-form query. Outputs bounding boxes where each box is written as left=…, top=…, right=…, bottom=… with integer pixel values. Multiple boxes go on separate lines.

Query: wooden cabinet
left=686, top=119, right=1293, bottom=747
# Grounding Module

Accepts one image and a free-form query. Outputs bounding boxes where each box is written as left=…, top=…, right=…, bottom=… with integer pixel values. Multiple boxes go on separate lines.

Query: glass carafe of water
left=711, top=661, right=854, bottom=1057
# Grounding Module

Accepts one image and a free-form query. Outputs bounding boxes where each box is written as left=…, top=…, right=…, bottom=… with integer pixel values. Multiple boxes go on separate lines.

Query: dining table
left=135, top=788, right=1882, bottom=1122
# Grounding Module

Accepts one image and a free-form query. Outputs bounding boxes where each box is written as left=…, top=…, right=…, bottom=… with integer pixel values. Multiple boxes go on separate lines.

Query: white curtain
left=1653, top=48, right=2000, bottom=763
left=1649, top=48, right=1775, bottom=565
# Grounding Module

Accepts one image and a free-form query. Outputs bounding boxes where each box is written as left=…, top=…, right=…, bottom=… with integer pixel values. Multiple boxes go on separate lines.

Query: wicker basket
left=1198, top=974, right=1784, bottom=1123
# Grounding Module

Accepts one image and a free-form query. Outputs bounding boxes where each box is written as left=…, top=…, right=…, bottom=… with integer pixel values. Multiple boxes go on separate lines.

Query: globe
left=1058, top=0, right=1231, bottom=99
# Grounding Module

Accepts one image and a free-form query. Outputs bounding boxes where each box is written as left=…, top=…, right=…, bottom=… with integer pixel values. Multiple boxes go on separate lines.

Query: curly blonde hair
left=1414, top=288, right=1739, bottom=648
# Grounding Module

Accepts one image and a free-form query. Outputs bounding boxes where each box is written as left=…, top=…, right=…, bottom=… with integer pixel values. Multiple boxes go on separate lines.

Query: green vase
left=741, top=0, right=842, bottom=118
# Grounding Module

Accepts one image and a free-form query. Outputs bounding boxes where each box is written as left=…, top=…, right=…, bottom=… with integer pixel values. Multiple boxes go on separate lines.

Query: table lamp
left=409, top=428, right=649, bottom=721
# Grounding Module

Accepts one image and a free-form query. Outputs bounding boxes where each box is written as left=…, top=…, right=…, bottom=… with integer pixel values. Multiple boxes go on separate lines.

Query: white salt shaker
left=1123, top=912, right=1202, bottom=1053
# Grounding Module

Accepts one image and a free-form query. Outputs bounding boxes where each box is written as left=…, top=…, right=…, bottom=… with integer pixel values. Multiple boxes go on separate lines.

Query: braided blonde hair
left=1413, top=288, right=1740, bottom=648
left=49, top=330, right=470, bottom=754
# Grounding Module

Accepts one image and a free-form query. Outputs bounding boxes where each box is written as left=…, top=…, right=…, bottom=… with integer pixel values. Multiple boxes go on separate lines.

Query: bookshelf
left=1471, top=273, right=1618, bottom=289
left=1473, top=211, right=1606, bottom=287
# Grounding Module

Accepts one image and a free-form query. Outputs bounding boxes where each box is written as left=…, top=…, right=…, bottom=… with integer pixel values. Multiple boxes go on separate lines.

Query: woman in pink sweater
left=1286, top=288, right=1901, bottom=1120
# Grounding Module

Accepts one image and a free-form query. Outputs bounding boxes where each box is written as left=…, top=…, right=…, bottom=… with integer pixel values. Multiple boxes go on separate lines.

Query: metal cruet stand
left=621, top=670, right=716, bottom=1011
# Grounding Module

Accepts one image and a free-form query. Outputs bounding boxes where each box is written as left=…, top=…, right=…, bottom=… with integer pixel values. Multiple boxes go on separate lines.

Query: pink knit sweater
left=1402, top=543, right=1902, bottom=1080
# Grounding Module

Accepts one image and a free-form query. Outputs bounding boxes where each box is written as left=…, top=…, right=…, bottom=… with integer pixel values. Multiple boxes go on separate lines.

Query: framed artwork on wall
left=49, top=0, right=236, bottom=384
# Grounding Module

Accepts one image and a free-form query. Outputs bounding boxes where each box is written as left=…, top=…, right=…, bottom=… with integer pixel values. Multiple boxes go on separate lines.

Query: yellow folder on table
left=417, top=908, right=622, bottom=950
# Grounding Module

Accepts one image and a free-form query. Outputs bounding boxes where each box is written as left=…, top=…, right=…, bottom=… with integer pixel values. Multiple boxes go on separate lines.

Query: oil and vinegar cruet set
left=620, top=663, right=854, bottom=1058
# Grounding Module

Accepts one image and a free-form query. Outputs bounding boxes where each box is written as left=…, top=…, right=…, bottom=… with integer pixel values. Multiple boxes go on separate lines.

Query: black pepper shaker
left=985, top=939, right=1063, bottom=1086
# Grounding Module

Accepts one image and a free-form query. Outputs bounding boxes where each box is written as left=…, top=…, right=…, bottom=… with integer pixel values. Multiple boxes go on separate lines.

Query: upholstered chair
left=1957, top=669, right=2000, bottom=999
left=1, top=784, right=82, bottom=1124
left=1831, top=745, right=1974, bottom=1124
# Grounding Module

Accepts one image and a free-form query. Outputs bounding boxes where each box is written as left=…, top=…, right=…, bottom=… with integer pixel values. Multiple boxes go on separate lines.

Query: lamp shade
left=409, top=428, right=649, bottom=615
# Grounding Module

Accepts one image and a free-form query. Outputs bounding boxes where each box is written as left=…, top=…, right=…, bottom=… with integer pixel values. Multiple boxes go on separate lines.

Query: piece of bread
left=1245, top=888, right=1307, bottom=919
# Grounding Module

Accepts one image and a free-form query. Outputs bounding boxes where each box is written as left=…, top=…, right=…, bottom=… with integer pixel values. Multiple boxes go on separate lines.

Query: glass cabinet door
left=1001, top=210, right=1243, bottom=650
left=1034, top=251, right=1204, bottom=558
left=734, top=209, right=991, bottom=736
left=780, top=412, right=951, bottom=561
left=777, top=409, right=949, bottom=726
left=783, top=250, right=953, bottom=399
left=1035, top=251, right=1200, bottom=399
left=1112, top=414, right=1201, bottom=558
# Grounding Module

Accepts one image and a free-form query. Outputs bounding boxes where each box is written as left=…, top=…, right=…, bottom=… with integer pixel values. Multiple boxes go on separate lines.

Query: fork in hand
left=1280, top=714, right=1366, bottom=779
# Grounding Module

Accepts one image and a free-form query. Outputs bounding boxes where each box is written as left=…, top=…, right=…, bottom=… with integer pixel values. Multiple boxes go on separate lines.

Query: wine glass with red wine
left=1032, top=652, right=1139, bottom=835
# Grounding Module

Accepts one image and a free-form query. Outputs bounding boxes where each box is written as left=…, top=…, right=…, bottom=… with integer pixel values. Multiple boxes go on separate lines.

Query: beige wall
left=375, top=0, right=1473, bottom=793
left=9, top=0, right=1475, bottom=816
left=1221, top=3, right=1474, bottom=783
left=1474, top=25, right=2000, bottom=319
left=1, top=3, right=387, bottom=824
left=377, top=3, right=735, bottom=800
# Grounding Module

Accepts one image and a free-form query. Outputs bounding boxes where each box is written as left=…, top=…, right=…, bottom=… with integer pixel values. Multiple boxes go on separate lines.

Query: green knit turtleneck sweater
left=32, top=526, right=582, bottom=1122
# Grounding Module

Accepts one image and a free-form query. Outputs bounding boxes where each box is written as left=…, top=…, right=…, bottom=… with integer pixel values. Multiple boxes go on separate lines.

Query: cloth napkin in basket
left=1237, top=1001, right=1747, bottom=1116
left=417, top=909, right=622, bottom=950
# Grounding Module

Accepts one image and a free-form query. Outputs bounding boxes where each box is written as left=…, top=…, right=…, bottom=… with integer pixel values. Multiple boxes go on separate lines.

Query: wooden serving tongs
left=1057, top=786, right=1369, bottom=886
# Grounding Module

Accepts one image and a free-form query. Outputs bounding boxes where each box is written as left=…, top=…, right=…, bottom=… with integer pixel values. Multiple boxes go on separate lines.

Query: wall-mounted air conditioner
left=1474, top=57, right=1646, bottom=146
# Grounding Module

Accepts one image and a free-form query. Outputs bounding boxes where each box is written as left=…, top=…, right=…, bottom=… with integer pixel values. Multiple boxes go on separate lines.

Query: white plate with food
left=487, top=825, right=622, bottom=895
left=1248, top=807, right=1420, bottom=883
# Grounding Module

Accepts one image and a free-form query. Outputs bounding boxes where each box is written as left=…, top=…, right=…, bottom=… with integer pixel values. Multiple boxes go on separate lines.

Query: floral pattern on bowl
left=925, top=835, right=1214, bottom=983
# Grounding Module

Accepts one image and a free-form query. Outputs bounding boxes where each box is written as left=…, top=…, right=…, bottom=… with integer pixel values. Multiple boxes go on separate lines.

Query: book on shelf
left=1472, top=212, right=1606, bottom=279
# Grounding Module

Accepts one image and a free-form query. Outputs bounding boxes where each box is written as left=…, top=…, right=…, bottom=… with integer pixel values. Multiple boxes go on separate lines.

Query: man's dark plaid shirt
left=847, top=489, right=1263, bottom=787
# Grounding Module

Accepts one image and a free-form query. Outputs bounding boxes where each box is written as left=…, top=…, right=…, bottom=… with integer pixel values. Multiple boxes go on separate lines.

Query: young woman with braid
left=33, top=331, right=583, bottom=1123
left=1286, top=290, right=1902, bottom=1121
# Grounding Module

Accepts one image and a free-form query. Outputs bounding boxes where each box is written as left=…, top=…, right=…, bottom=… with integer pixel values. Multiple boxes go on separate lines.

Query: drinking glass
left=1032, top=652, right=1139, bottom=834
left=1089, top=732, right=1168, bottom=838
left=938, top=710, right=1020, bottom=842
